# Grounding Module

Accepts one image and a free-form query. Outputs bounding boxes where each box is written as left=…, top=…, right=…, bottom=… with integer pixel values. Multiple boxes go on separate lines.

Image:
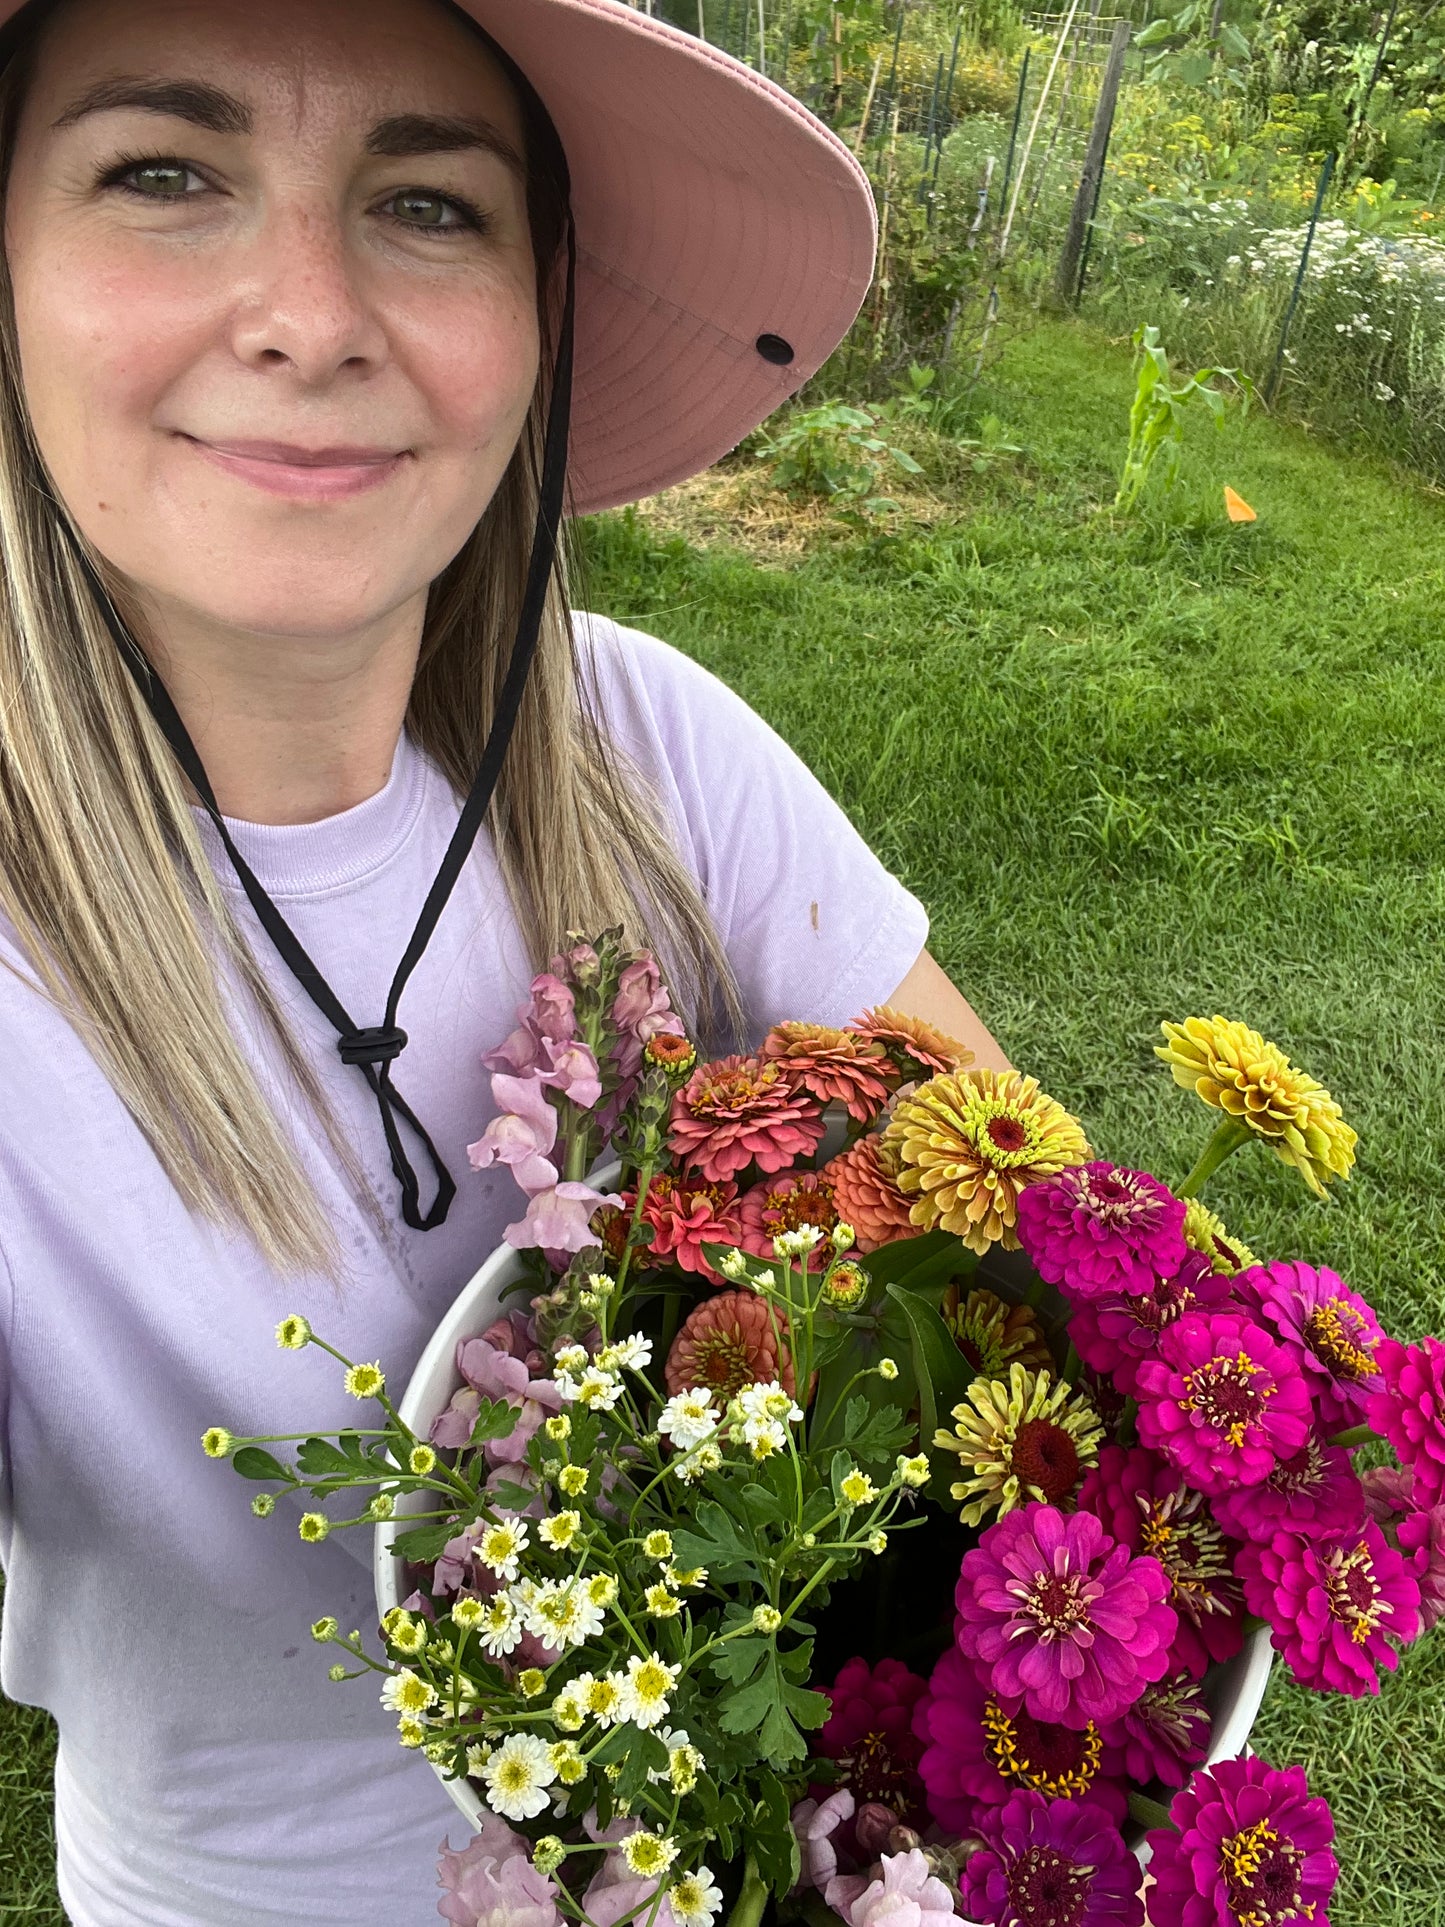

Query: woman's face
left=3, top=0, right=541, bottom=644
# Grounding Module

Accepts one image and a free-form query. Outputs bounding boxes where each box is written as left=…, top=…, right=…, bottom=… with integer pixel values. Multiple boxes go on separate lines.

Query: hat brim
left=460, top=0, right=877, bottom=515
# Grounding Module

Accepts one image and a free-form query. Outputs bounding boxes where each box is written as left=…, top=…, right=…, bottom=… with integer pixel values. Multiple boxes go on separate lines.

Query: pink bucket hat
left=434, top=0, right=879, bottom=514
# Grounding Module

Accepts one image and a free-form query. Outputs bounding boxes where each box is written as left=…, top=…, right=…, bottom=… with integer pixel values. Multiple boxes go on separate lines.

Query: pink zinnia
left=1015, top=1162, right=1187, bottom=1300
left=1145, top=1756, right=1337, bottom=1927
left=1076, top=1445, right=1242, bottom=1679
left=961, top=1791, right=1145, bottom=1927
left=1099, top=1671, right=1211, bottom=1789
left=1367, top=1335, right=1445, bottom=1507
left=1134, top=1311, right=1312, bottom=1496
left=816, top=1658, right=929, bottom=1830
left=1236, top=1519, right=1421, bottom=1696
left=1398, top=1502, right=1445, bottom=1633
left=739, top=1169, right=839, bottom=1258
left=668, top=1053, right=826, bottom=1181
left=1211, top=1431, right=1366, bottom=1545
left=664, top=1289, right=797, bottom=1399
left=914, top=1646, right=1127, bottom=1835
left=1067, top=1254, right=1233, bottom=1397
left=1234, top=1259, right=1385, bottom=1429
left=760, top=1020, right=894, bottom=1122
left=953, top=1502, right=1177, bottom=1730
left=636, top=1173, right=743, bottom=1281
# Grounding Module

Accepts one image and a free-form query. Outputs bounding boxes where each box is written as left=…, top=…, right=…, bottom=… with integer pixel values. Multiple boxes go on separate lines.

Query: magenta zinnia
left=1067, top=1253, right=1233, bottom=1397
left=1234, top=1258, right=1385, bottom=1429
left=954, top=1502, right=1176, bottom=1730
left=668, top=1053, right=825, bottom=1181
left=1210, top=1431, right=1366, bottom=1546
left=1015, top=1161, right=1187, bottom=1300
left=961, top=1790, right=1145, bottom=1927
left=816, top=1658, right=929, bottom=1829
left=1133, top=1311, right=1312, bottom=1496
left=1236, top=1518, right=1421, bottom=1696
left=1099, top=1671, right=1210, bottom=1790
left=914, top=1647, right=1127, bottom=1836
left=1144, top=1754, right=1338, bottom=1927
left=1367, top=1335, right=1445, bottom=1508
left=1076, top=1445, right=1242, bottom=1679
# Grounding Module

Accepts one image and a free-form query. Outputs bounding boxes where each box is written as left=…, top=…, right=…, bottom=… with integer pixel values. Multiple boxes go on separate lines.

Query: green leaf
left=710, top=1635, right=767, bottom=1686
left=754, top=1773, right=802, bottom=1897
left=231, top=1446, right=292, bottom=1482
left=389, top=1520, right=464, bottom=1562
left=295, top=1437, right=359, bottom=1477
left=468, top=1398, right=520, bottom=1446
left=483, top=1481, right=536, bottom=1512
left=886, top=1284, right=978, bottom=1493
left=673, top=1500, right=761, bottom=1583
left=1135, top=18, right=1176, bottom=44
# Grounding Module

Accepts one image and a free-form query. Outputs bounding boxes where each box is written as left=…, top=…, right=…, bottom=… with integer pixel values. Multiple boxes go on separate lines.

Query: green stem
left=724, top=1854, right=769, bottom=1927
left=1176, top=1115, right=1253, bottom=1200
left=1127, top=1790, right=1176, bottom=1833
left=1327, top=1423, right=1378, bottom=1450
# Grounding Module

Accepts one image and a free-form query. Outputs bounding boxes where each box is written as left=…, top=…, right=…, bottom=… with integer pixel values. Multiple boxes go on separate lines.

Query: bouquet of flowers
left=207, top=931, right=1443, bottom=1927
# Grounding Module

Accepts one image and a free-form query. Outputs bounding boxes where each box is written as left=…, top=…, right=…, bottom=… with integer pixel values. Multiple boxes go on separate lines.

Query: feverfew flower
left=476, top=1594, right=523, bottom=1657
left=658, top=1389, right=721, bottom=1454
left=897, top=1454, right=931, bottom=1487
left=380, top=1669, right=437, bottom=1717
left=538, top=1511, right=582, bottom=1551
left=599, top=1333, right=654, bottom=1375
left=645, top=1583, right=682, bottom=1618
left=481, top=1733, right=558, bottom=1822
left=477, top=1517, right=530, bottom=1582
left=622, top=1831, right=678, bottom=1879
left=524, top=1578, right=605, bottom=1649
left=201, top=1427, right=234, bottom=1459
left=343, top=1360, right=385, bottom=1399
left=840, top=1468, right=878, bottom=1507
left=275, top=1313, right=312, bottom=1350
left=619, top=1652, right=680, bottom=1728
left=644, top=1530, right=674, bottom=1560
left=668, top=1866, right=723, bottom=1927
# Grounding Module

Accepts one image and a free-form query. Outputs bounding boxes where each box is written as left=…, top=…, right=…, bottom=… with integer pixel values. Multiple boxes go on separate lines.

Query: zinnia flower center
left=983, top=1698, right=1103, bottom=1798
left=1137, top=1488, right=1235, bottom=1622
left=1018, top=1570, right=1095, bottom=1641
left=1080, top=1170, right=1143, bottom=1223
left=1010, top=1419, right=1081, bottom=1504
left=840, top=1728, right=915, bottom=1812
left=1324, top=1543, right=1390, bottom=1643
left=983, top=1110, right=1031, bottom=1159
left=1303, top=1301, right=1378, bottom=1383
left=1181, top=1352, right=1270, bottom=1446
left=764, top=1181, right=837, bottom=1234
left=696, top=1063, right=778, bottom=1115
left=1220, top=1819, right=1306, bottom=1925
left=1129, top=1272, right=1197, bottom=1334
left=1006, top=1844, right=1091, bottom=1927
left=689, top=1330, right=763, bottom=1398
left=1268, top=1438, right=1323, bottom=1494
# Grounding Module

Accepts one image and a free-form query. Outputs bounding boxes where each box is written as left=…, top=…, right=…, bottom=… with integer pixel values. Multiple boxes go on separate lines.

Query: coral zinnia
left=637, top=1174, right=743, bottom=1281
left=943, top=1284, right=1053, bottom=1377
left=914, top=1647, right=1127, bottom=1835
left=1210, top=1431, right=1366, bottom=1546
left=961, top=1791, right=1145, bottom=1927
left=760, top=1021, right=894, bottom=1123
left=1236, top=1519, right=1421, bottom=1696
left=937, top=1365, right=1104, bottom=1526
left=846, top=1004, right=973, bottom=1079
left=1076, top=1445, right=1242, bottom=1679
left=822, top=1134, right=916, bottom=1254
left=816, top=1658, right=930, bottom=1828
left=1234, top=1259, right=1384, bottom=1430
left=664, top=1290, right=796, bottom=1400
left=1133, top=1311, right=1312, bottom=1497
left=1067, top=1253, right=1233, bottom=1398
left=668, top=1054, right=825, bottom=1182
left=954, top=1503, right=1176, bottom=1730
left=1180, top=1197, right=1257, bottom=1276
left=1145, top=1755, right=1338, bottom=1927
left=738, top=1170, right=838, bottom=1259
left=1156, top=1015, right=1357, bottom=1197
left=883, top=1069, right=1092, bottom=1255
left=1015, top=1162, right=1187, bottom=1301
left=1099, top=1671, right=1210, bottom=1790
left=1367, top=1335, right=1445, bottom=1508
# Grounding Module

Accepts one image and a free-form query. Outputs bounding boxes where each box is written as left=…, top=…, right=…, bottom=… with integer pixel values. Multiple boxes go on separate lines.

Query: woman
left=0, top=0, right=1008, bottom=1919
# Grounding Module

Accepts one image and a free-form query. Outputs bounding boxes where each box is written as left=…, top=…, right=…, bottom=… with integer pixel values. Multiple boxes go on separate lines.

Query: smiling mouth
left=183, top=434, right=407, bottom=466
left=179, top=433, right=410, bottom=500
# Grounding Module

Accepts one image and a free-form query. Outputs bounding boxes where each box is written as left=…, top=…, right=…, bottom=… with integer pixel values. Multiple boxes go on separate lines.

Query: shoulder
left=571, top=609, right=749, bottom=752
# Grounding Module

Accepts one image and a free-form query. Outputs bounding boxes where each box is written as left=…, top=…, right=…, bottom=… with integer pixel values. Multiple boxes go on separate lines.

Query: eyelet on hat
left=755, top=333, right=795, bottom=366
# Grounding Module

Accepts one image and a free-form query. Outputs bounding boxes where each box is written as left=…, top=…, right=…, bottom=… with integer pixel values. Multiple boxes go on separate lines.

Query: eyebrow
left=51, top=77, right=525, bottom=175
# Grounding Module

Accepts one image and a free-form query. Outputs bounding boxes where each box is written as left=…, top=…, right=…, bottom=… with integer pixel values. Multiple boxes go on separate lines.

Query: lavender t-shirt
left=0, top=614, right=927, bottom=1927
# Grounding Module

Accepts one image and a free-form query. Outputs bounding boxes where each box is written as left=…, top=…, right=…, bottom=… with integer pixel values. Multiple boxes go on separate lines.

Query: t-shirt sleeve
left=576, top=612, right=929, bottom=1040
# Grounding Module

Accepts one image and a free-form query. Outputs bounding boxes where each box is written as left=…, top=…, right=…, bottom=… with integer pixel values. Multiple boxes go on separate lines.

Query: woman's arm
left=883, top=947, right=1015, bottom=1074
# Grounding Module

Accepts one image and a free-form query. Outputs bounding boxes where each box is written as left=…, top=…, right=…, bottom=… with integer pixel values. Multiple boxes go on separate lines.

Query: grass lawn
left=5, top=316, right=1445, bottom=1920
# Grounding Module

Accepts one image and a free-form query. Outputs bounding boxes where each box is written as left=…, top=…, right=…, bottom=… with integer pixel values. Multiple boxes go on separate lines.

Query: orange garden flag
left=1224, top=485, right=1257, bottom=522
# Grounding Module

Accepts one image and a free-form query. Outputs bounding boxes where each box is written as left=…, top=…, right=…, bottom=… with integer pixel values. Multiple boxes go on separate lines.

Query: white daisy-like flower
left=599, top=1333, right=653, bottom=1374
left=658, top=1390, right=720, bottom=1454
left=621, top=1830, right=678, bottom=1879
left=646, top=1726, right=694, bottom=1784
left=550, top=1680, right=587, bottom=1732
left=716, top=1248, right=748, bottom=1280
left=477, top=1515, right=529, bottom=1582
left=772, top=1224, right=824, bottom=1258
left=585, top=1572, right=619, bottom=1609
left=379, top=1669, right=437, bottom=1717
left=618, top=1651, right=679, bottom=1729
left=554, top=1344, right=588, bottom=1377
left=465, top=1741, right=492, bottom=1776
left=670, top=1866, right=724, bottom=1927
left=481, top=1732, right=557, bottom=1822
left=549, top=1738, right=586, bottom=1785
left=524, top=1578, right=604, bottom=1649
left=573, top=1367, right=623, bottom=1411
left=674, top=1441, right=723, bottom=1484
left=476, top=1592, right=523, bottom=1658
left=584, top=1671, right=629, bottom=1727
left=538, top=1510, right=582, bottom=1551
left=840, top=1467, right=877, bottom=1507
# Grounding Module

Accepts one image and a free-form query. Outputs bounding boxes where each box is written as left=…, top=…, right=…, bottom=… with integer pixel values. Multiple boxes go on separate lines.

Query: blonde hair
left=0, top=0, right=740, bottom=1274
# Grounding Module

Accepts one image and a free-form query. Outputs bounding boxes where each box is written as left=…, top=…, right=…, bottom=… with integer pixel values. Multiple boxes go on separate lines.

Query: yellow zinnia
left=1157, top=1016, right=1356, bottom=1197
left=882, top=1068, right=1091, bottom=1254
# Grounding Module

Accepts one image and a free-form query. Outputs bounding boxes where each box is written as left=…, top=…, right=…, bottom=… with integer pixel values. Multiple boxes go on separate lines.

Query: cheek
left=400, top=282, right=541, bottom=468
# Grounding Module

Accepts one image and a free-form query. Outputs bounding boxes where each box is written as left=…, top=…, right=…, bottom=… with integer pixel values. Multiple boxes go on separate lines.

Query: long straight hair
left=0, top=0, right=741, bottom=1273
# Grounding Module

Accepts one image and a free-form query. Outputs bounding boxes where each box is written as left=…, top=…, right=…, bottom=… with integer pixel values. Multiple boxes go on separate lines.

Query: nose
left=227, top=194, right=387, bottom=386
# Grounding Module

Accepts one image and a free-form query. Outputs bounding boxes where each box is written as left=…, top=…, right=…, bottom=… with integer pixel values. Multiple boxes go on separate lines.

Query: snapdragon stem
left=1176, top=1116, right=1252, bottom=1200
left=1327, top=1423, right=1377, bottom=1449
left=1127, top=1790, right=1176, bottom=1833
left=725, top=1854, right=769, bottom=1927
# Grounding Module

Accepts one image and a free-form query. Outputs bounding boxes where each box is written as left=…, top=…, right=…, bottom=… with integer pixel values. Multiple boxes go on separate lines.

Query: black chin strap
left=60, top=215, right=577, bottom=1233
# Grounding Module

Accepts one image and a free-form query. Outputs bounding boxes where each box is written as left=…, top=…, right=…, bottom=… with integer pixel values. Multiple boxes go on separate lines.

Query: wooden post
left=1053, top=16, right=1130, bottom=307
left=831, top=4, right=844, bottom=122
left=854, top=52, right=884, bottom=156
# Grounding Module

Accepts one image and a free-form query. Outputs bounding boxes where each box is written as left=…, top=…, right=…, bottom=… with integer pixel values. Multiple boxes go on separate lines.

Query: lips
left=179, top=433, right=410, bottom=501
left=185, top=435, right=405, bottom=465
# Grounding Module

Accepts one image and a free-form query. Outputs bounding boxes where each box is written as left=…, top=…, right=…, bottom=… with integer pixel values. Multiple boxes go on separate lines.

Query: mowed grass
left=579, top=319, right=1445, bottom=1925
left=3, top=318, right=1445, bottom=1919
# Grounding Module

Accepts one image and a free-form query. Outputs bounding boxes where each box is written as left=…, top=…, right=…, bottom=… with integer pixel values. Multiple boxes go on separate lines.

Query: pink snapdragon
left=436, top=1817, right=561, bottom=1927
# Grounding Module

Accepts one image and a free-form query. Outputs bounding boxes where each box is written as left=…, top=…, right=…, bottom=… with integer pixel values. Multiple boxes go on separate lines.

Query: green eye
left=393, top=192, right=455, bottom=227
left=127, top=163, right=192, bottom=197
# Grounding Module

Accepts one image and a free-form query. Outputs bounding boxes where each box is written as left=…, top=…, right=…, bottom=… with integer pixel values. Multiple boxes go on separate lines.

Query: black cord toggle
left=337, top=1025, right=409, bottom=1067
